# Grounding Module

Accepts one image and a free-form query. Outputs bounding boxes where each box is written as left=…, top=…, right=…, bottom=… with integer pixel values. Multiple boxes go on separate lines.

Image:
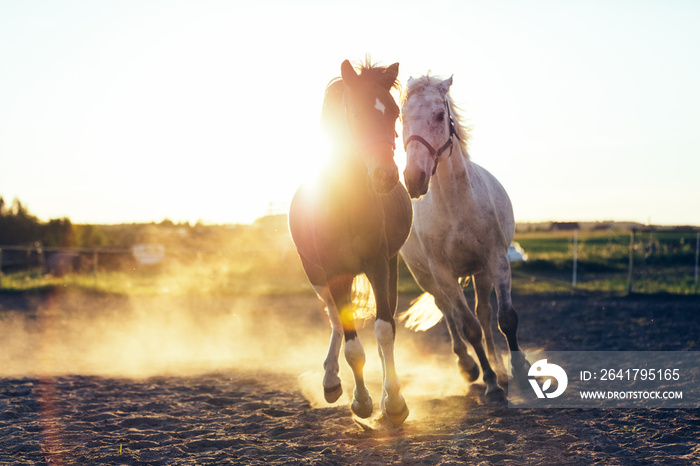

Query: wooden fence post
left=93, top=250, right=99, bottom=287
left=627, top=229, right=635, bottom=294
left=694, top=231, right=699, bottom=293
left=572, top=229, right=578, bottom=289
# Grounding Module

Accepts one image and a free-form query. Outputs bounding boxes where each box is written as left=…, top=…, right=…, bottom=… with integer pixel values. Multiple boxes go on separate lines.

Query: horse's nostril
left=373, top=166, right=399, bottom=193
left=374, top=168, right=386, bottom=184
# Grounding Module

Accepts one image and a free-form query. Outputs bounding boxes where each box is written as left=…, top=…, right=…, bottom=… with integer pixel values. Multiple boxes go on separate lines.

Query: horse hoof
left=513, top=373, right=531, bottom=391
left=384, top=403, right=410, bottom=426
left=382, top=396, right=410, bottom=426
left=324, top=384, right=343, bottom=403
left=512, top=359, right=532, bottom=390
left=459, top=364, right=481, bottom=383
left=485, top=386, right=507, bottom=404
left=511, top=353, right=531, bottom=376
left=351, top=397, right=373, bottom=419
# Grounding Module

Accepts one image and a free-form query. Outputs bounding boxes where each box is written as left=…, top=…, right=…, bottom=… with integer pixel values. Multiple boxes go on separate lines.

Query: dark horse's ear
left=381, top=62, right=400, bottom=89
left=341, top=59, right=358, bottom=86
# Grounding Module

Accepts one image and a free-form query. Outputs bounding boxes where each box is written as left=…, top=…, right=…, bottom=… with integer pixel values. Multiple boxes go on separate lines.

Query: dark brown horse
left=288, top=59, right=412, bottom=424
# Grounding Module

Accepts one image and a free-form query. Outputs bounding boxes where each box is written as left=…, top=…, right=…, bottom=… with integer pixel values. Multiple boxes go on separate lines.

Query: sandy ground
left=0, top=290, right=699, bottom=465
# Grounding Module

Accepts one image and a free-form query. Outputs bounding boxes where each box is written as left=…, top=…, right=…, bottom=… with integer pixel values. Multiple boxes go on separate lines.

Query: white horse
left=399, top=74, right=530, bottom=400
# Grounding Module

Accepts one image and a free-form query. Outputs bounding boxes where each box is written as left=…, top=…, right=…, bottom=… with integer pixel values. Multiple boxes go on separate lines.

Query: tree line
left=0, top=197, right=79, bottom=247
left=0, top=196, right=279, bottom=251
left=0, top=197, right=149, bottom=248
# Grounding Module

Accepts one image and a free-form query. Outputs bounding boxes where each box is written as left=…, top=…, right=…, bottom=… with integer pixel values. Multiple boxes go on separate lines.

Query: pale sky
left=1, top=0, right=699, bottom=225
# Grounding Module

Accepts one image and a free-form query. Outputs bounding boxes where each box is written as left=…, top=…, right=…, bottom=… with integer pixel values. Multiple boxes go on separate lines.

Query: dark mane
left=353, top=58, right=401, bottom=91
left=320, top=78, right=347, bottom=147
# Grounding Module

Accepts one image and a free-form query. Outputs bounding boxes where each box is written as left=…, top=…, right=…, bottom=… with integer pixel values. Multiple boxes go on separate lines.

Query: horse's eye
left=436, top=111, right=445, bottom=123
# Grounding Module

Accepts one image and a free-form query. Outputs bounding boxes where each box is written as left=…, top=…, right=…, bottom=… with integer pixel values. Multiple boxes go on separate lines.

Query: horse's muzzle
left=404, top=168, right=429, bottom=199
left=372, top=165, right=399, bottom=194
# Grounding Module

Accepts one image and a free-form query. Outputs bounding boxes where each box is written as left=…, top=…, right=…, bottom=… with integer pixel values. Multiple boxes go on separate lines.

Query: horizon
left=1, top=1, right=699, bottom=226
left=3, top=195, right=698, bottom=230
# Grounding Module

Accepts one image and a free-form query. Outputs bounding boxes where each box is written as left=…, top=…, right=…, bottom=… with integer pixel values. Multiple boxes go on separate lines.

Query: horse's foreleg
left=328, top=276, right=373, bottom=418
left=315, top=285, right=344, bottom=403
left=367, top=255, right=408, bottom=425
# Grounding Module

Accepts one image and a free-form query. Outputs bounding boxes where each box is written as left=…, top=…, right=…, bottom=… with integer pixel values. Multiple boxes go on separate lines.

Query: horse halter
left=356, top=132, right=398, bottom=151
left=344, top=112, right=398, bottom=152
left=404, top=101, right=461, bottom=174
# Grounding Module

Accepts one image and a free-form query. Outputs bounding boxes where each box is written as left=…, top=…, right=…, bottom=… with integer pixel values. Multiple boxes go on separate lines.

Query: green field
left=512, top=229, right=699, bottom=295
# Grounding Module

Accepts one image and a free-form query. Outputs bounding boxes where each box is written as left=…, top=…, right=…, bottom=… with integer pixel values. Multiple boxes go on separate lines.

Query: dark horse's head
left=322, top=59, right=400, bottom=193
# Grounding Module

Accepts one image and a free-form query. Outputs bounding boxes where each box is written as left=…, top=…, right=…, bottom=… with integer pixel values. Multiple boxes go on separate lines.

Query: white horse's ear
left=439, top=76, right=453, bottom=94
left=341, top=59, right=358, bottom=85
left=407, top=76, right=416, bottom=86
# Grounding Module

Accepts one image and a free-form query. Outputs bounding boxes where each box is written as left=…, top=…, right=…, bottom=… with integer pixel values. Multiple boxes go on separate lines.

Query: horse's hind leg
left=328, top=275, right=373, bottom=418
left=492, top=256, right=531, bottom=384
left=431, top=268, right=505, bottom=401
left=474, top=273, right=507, bottom=384
left=314, top=284, right=344, bottom=403
left=408, top=265, right=480, bottom=382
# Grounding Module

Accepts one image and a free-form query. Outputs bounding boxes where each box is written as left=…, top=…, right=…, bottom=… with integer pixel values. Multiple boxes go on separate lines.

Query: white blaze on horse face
left=374, top=97, right=386, bottom=115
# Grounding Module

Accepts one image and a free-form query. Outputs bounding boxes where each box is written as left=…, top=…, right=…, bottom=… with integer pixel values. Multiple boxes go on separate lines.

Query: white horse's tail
left=398, top=277, right=471, bottom=331
left=352, top=276, right=458, bottom=331
left=398, top=292, right=443, bottom=331
left=351, top=274, right=376, bottom=325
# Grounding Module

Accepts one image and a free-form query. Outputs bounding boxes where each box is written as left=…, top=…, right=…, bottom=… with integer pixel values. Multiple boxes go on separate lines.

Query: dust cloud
left=0, top=285, right=484, bottom=414
left=0, top=292, right=327, bottom=378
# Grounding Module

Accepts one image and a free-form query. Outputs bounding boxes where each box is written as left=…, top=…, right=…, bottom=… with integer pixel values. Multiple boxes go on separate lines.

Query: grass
left=512, top=229, right=699, bottom=296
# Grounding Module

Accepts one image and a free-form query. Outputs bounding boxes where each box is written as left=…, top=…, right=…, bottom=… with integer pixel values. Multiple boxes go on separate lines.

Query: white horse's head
left=401, top=75, right=466, bottom=198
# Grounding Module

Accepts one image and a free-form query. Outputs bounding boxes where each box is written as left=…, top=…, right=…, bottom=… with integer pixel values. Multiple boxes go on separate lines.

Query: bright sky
left=1, top=0, right=699, bottom=225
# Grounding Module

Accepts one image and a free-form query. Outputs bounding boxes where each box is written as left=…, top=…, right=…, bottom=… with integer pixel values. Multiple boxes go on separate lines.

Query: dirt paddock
left=0, top=290, right=698, bottom=465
